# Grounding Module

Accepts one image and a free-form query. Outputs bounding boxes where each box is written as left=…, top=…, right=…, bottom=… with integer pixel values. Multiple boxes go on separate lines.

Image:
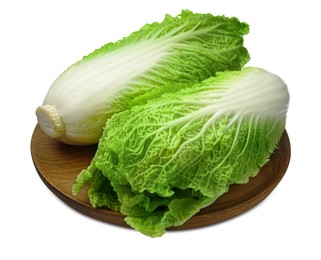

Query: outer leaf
left=73, top=67, right=289, bottom=237
left=41, top=10, right=250, bottom=144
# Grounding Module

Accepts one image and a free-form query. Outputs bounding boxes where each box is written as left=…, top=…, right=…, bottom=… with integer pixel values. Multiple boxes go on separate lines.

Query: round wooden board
left=31, top=124, right=290, bottom=230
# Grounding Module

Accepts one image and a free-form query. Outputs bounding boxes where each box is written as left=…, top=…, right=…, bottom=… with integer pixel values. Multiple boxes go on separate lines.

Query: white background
left=1, top=0, right=320, bottom=259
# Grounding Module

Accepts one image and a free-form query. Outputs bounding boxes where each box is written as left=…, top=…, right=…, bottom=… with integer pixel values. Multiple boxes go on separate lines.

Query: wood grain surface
left=30, top=124, right=291, bottom=230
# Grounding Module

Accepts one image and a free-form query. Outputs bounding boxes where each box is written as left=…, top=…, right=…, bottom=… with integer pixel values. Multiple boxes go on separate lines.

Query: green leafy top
left=81, top=10, right=249, bottom=66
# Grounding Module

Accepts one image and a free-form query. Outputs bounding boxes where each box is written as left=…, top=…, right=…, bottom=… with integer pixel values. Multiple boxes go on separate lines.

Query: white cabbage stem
left=36, top=105, right=65, bottom=139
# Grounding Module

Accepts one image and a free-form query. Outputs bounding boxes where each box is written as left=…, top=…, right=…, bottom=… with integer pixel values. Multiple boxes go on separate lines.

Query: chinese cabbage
left=36, top=10, right=249, bottom=145
left=72, top=67, right=289, bottom=237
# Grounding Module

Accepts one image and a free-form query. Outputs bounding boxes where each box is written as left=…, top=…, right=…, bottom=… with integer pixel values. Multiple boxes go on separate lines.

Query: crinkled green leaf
left=73, top=67, right=289, bottom=237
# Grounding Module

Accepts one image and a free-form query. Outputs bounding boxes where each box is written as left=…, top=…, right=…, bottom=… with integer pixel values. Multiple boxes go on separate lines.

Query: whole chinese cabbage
left=36, top=10, right=249, bottom=145
left=72, top=67, right=289, bottom=237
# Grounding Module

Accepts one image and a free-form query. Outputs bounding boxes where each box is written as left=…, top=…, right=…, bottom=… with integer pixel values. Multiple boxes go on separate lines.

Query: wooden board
left=30, top=124, right=290, bottom=230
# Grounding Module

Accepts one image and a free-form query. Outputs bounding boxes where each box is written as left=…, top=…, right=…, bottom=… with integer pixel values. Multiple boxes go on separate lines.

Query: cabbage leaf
left=41, top=10, right=250, bottom=144
left=72, top=67, right=289, bottom=237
